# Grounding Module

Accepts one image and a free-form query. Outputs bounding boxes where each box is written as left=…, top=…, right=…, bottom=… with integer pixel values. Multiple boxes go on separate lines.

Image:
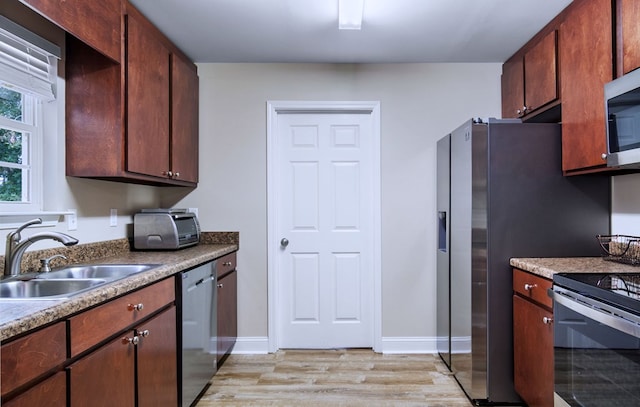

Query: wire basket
left=597, top=235, right=640, bottom=265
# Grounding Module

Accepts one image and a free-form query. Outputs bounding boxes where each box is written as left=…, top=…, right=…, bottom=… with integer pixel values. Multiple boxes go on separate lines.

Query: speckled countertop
left=510, top=257, right=640, bottom=280
left=0, top=232, right=238, bottom=342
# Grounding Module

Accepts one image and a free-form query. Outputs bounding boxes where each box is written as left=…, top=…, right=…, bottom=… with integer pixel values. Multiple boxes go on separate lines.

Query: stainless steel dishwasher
left=179, top=261, right=217, bottom=406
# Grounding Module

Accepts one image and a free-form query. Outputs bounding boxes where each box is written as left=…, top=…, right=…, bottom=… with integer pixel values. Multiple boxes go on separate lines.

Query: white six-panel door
left=267, top=102, right=380, bottom=351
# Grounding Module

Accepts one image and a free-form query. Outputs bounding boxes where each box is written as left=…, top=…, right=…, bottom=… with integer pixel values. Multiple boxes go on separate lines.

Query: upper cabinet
left=65, top=1, right=199, bottom=187
left=617, top=0, right=640, bottom=76
left=502, top=30, right=559, bottom=119
left=559, top=0, right=612, bottom=174
left=19, top=0, right=121, bottom=62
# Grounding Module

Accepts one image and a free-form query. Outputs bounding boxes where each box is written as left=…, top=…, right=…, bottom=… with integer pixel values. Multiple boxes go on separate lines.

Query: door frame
left=266, top=100, right=382, bottom=353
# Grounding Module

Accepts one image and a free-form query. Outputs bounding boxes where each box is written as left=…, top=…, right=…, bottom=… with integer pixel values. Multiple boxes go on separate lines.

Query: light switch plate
left=110, top=209, right=117, bottom=227
left=67, top=209, right=77, bottom=231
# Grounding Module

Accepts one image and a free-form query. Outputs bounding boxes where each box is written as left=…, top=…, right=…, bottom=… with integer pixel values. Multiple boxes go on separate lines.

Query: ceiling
left=128, top=0, right=573, bottom=64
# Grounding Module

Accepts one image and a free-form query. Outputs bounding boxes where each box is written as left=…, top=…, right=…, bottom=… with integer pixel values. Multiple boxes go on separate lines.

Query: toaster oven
left=133, top=209, right=200, bottom=250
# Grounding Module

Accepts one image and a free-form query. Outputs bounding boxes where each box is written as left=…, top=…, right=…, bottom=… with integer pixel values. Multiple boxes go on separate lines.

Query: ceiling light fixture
left=338, top=0, right=364, bottom=30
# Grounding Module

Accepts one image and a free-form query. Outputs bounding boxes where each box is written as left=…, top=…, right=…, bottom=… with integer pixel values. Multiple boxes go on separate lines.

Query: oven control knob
left=542, top=316, right=553, bottom=325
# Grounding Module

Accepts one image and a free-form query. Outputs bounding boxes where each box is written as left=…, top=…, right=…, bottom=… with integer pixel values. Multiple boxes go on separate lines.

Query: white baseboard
left=231, top=336, right=468, bottom=355
left=230, top=336, right=270, bottom=354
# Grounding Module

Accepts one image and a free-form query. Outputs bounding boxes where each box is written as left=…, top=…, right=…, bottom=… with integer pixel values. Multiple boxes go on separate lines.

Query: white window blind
left=0, top=15, right=60, bottom=101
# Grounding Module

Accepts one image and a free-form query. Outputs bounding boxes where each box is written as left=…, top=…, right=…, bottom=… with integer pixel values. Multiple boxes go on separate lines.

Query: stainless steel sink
left=0, top=279, right=107, bottom=300
left=37, top=264, right=160, bottom=280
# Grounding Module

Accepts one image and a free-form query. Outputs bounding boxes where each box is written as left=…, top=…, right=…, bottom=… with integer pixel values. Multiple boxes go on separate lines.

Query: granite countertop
left=510, top=257, right=640, bottom=280
left=0, top=234, right=238, bottom=342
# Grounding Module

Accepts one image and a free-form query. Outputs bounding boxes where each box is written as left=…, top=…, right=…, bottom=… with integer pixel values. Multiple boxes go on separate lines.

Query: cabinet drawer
left=216, top=252, right=237, bottom=278
left=513, top=268, right=552, bottom=309
left=3, top=370, right=66, bottom=407
left=1, top=321, right=66, bottom=397
left=69, top=277, right=175, bottom=357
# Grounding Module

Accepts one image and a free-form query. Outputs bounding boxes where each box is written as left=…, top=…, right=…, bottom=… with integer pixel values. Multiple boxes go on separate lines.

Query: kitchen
left=1, top=0, right=640, bottom=406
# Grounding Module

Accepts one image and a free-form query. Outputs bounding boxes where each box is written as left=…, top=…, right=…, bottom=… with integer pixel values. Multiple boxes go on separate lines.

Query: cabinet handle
left=542, top=316, right=553, bottom=325
left=524, top=283, right=537, bottom=291
left=516, top=109, right=522, bottom=115
left=223, top=261, right=232, bottom=267
left=128, top=303, right=144, bottom=311
left=174, top=172, right=180, bottom=178
left=122, top=336, right=139, bottom=345
left=217, top=283, right=223, bottom=288
left=139, top=329, right=150, bottom=337
left=601, top=153, right=607, bottom=161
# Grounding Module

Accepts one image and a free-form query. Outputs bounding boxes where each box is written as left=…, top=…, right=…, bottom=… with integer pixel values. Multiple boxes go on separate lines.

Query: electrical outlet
left=67, top=209, right=77, bottom=231
left=188, top=207, right=198, bottom=217
left=110, top=208, right=117, bottom=227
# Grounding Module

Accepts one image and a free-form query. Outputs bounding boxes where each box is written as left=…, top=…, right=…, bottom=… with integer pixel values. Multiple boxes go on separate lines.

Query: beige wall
left=162, top=63, right=503, bottom=341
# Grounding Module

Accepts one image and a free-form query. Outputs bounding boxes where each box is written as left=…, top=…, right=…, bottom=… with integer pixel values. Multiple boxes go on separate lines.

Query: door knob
left=280, top=238, right=289, bottom=247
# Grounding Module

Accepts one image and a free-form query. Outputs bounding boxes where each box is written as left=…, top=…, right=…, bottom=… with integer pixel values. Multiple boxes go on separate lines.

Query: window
left=0, top=15, right=60, bottom=213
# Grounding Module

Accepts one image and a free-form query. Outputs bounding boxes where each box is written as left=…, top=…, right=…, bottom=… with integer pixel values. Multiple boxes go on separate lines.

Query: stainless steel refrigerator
left=436, top=118, right=610, bottom=404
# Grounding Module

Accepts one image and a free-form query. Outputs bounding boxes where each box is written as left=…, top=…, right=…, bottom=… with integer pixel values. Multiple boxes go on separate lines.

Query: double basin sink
left=0, top=264, right=160, bottom=301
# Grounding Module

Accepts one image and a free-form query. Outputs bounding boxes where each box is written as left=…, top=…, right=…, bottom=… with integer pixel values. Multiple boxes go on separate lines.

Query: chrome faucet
left=4, top=218, right=79, bottom=277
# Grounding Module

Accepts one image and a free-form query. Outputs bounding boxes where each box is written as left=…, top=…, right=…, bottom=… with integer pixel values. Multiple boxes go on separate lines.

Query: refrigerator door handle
left=438, top=211, right=447, bottom=252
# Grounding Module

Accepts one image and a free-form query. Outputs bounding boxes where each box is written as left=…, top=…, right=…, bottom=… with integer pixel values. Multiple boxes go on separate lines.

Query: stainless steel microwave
left=605, top=68, right=640, bottom=168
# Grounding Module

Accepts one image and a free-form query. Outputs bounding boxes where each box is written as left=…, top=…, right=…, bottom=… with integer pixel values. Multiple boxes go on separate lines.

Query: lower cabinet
left=3, top=371, right=66, bottom=407
left=68, top=306, right=177, bottom=407
left=513, top=268, right=554, bottom=407
left=216, top=252, right=238, bottom=366
left=68, top=332, right=136, bottom=406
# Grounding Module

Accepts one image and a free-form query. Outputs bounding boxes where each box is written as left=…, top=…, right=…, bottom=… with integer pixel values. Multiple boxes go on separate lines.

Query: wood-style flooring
left=195, top=349, right=473, bottom=406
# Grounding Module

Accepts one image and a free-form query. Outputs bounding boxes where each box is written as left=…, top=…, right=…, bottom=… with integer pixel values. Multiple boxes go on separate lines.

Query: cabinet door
left=501, top=57, right=524, bottom=118
left=3, top=371, right=66, bottom=407
left=20, top=0, right=121, bottom=61
left=1, top=321, right=66, bottom=397
left=513, top=295, right=553, bottom=407
left=136, top=306, right=178, bottom=407
left=126, top=12, right=171, bottom=179
left=68, top=333, right=136, bottom=407
left=619, top=0, right=640, bottom=75
left=560, top=0, right=612, bottom=173
left=171, top=54, right=199, bottom=183
left=524, top=30, right=558, bottom=113
left=217, top=269, right=237, bottom=363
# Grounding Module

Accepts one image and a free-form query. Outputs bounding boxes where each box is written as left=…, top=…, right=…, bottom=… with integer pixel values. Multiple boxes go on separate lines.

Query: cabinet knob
left=223, top=261, right=232, bottom=267
left=217, top=283, right=223, bottom=288
left=174, top=172, right=180, bottom=178
left=601, top=153, right=608, bottom=160
left=128, top=303, right=144, bottom=311
left=122, top=336, right=139, bottom=345
left=542, top=316, right=553, bottom=325
left=139, top=329, right=150, bottom=337
left=524, top=283, right=537, bottom=291
left=516, top=109, right=522, bottom=115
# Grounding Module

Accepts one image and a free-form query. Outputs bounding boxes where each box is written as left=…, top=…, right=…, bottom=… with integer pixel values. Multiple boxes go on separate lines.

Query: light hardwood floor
left=195, top=349, right=474, bottom=406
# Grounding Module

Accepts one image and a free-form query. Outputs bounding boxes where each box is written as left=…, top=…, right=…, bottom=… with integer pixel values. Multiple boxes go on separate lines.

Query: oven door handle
left=553, top=288, right=640, bottom=339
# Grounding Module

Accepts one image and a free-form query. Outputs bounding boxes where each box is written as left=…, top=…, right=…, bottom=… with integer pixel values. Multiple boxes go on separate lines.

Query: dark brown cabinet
left=513, top=269, right=553, bottom=407
left=1, top=322, right=66, bottom=404
left=68, top=278, right=177, bottom=406
left=136, top=307, right=178, bottom=407
left=3, top=371, right=66, bottom=407
left=502, top=30, right=558, bottom=119
left=126, top=10, right=171, bottom=180
left=617, top=0, right=640, bottom=76
left=19, top=0, right=121, bottom=62
left=559, top=0, right=613, bottom=174
left=216, top=252, right=238, bottom=366
left=69, top=333, right=136, bottom=406
left=65, top=1, right=199, bottom=187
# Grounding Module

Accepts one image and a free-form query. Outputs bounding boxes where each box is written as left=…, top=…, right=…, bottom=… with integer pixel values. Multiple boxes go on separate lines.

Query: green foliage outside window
left=0, top=87, right=24, bottom=202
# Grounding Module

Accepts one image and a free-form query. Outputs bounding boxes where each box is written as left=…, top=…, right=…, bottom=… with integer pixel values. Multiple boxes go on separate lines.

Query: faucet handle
left=8, top=218, right=43, bottom=242
left=39, top=254, right=67, bottom=273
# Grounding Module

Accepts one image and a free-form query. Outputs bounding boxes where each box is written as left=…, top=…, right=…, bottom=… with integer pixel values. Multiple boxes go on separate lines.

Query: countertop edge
left=510, top=256, right=640, bottom=280
left=0, top=243, right=237, bottom=342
